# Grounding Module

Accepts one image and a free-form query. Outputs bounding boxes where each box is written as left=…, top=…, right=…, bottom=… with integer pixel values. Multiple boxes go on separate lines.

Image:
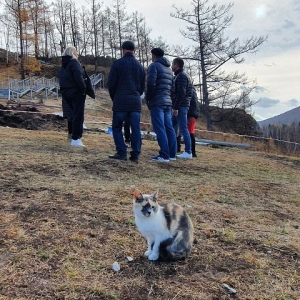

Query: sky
left=99, top=0, right=300, bottom=121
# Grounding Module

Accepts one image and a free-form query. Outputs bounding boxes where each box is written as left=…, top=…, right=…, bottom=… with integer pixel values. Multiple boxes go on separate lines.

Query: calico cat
left=133, top=189, right=194, bottom=261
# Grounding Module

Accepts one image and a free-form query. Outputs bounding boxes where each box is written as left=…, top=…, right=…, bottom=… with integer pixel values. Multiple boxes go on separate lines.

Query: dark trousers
left=67, top=119, right=73, bottom=134
left=65, top=93, right=86, bottom=140
left=177, top=136, right=181, bottom=153
left=112, top=111, right=141, bottom=159
left=190, top=133, right=196, bottom=156
left=124, top=115, right=131, bottom=142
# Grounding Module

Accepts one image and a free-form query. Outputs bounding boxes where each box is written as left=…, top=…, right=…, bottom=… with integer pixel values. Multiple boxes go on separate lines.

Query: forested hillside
left=258, top=106, right=300, bottom=143
left=258, top=106, right=300, bottom=127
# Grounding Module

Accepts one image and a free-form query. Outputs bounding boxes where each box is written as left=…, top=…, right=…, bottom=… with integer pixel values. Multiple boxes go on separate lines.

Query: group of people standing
left=58, top=41, right=199, bottom=163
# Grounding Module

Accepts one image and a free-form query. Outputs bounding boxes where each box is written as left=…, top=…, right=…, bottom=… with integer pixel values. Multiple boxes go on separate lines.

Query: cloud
left=252, top=112, right=266, bottom=122
left=286, top=98, right=300, bottom=107
left=255, top=86, right=267, bottom=93
left=255, top=97, right=280, bottom=108
left=283, top=19, right=296, bottom=29
left=293, top=0, right=300, bottom=11
left=264, top=62, right=276, bottom=67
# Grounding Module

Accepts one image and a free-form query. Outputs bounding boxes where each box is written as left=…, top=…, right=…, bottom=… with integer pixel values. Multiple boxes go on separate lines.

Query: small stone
left=126, top=256, right=133, bottom=262
left=112, top=261, right=120, bottom=272
left=222, top=283, right=237, bottom=295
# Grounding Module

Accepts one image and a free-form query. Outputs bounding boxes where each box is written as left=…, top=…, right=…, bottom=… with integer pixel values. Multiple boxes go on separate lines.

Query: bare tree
left=139, top=19, right=152, bottom=67
left=40, top=4, right=53, bottom=59
left=78, top=6, right=90, bottom=58
left=105, top=7, right=118, bottom=59
left=68, top=0, right=81, bottom=48
left=98, top=11, right=109, bottom=56
left=3, top=0, right=34, bottom=78
left=131, top=11, right=153, bottom=67
left=52, top=0, right=69, bottom=54
left=0, top=0, right=161, bottom=74
left=112, top=0, right=130, bottom=57
left=26, top=0, right=48, bottom=59
left=0, top=12, right=16, bottom=64
left=131, top=12, right=142, bottom=60
left=171, top=0, right=267, bottom=130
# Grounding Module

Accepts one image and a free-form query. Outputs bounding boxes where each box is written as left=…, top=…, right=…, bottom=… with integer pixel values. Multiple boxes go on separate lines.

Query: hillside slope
left=258, top=106, right=300, bottom=127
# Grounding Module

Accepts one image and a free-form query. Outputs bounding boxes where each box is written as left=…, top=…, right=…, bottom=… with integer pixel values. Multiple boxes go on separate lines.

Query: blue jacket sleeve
left=146, top=63, right=157, bottom=101
left=107, top=62, right=118, bottom=100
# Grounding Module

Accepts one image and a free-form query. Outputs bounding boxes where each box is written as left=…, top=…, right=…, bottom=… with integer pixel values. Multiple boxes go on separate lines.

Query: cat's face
left=133, top=189, right=159, bottom=217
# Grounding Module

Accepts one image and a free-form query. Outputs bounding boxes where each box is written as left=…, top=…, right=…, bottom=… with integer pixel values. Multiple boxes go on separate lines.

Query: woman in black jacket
left=59, top=47, right=87, bottom=147
left=188, top=87, right=200, bottom=157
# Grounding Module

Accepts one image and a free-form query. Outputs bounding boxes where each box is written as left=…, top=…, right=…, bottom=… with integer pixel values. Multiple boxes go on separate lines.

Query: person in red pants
left=187, top=87, right=200, bottom=157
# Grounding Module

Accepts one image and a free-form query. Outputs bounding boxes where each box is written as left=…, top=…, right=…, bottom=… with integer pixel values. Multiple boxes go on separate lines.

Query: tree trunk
left=18, top=1, right=25, bottom=79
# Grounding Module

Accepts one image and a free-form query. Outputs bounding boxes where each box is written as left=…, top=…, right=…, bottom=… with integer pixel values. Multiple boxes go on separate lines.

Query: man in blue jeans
left=171, top=57, right=193, bottom=159
left=146, top=48, right=177, bottom=163
left=107, top=41, right=145, bottom=162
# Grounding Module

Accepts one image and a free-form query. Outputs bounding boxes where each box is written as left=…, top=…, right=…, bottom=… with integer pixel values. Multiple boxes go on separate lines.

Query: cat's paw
left=144, top=250, right=152, bottom=257
left=148, top=253, right=159, bottom=261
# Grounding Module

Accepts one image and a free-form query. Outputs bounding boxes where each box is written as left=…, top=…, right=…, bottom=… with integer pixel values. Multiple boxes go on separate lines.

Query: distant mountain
left=257, top=106, right=300, bottom=127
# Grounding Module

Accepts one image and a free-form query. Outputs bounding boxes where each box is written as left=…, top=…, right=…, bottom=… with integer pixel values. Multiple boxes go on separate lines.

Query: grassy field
left=0, top=110, right=300, bottom=300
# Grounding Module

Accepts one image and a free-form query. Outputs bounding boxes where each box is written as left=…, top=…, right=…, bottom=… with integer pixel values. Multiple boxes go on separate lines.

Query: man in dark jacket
left=146, top=47, right=177, bottom=162
left=172, top=57, right=193, bottom=159
left=107, top=41, right=145, bottom=162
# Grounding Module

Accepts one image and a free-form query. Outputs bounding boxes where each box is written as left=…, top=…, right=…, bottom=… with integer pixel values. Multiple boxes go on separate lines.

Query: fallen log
left=195, top=138, right=251, bottom=148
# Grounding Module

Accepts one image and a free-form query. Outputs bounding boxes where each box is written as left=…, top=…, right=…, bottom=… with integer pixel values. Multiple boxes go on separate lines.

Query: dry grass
left=0, top=106, right=300, bottom=299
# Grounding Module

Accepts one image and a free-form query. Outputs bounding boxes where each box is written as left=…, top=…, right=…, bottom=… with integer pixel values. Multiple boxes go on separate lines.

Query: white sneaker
left=176, top=152, right=192, bottom=159
left=169, top=157, right=176, bottom=161
left=71, top=139, right=85, bottom=147
left=150, top=155, right=169, bottom=162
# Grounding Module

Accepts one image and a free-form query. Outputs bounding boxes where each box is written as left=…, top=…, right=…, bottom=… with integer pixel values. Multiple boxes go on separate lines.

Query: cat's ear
left=133, top=189, right=143, bottom=202
left=151, top=191, right=158, bottom=202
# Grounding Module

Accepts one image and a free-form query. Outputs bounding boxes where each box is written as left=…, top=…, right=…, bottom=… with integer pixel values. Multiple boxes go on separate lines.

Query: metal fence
left=1, top=73, right=104, bottom=101
left=90, top=73, right=104, bottom=89
left=7, top=77, right=59, bottom=100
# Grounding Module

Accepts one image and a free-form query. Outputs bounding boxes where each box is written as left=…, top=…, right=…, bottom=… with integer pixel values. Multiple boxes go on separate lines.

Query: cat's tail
left=159, top=238, right=191, bottom=261
left=159, top=238, right=174, bottom=260
left=159, top=238, right=188, bottom=261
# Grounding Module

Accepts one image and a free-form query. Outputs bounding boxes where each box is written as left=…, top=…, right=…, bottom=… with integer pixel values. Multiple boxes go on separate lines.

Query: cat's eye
left=152, top=206, right=155, bottom=209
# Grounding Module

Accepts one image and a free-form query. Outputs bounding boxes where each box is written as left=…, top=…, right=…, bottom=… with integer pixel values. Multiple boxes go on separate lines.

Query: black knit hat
left=151, top=48, right=164, bottom=57
left=121, top=41, right=135, bottom=50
